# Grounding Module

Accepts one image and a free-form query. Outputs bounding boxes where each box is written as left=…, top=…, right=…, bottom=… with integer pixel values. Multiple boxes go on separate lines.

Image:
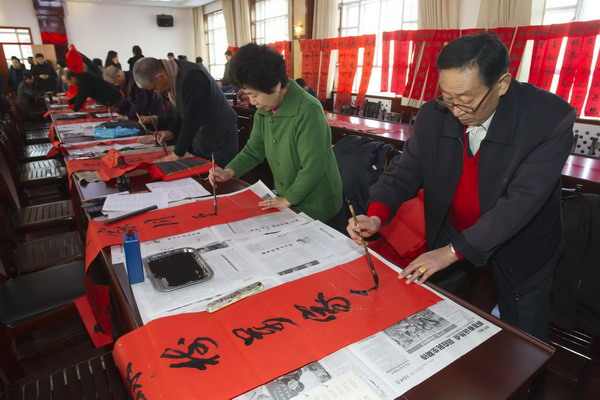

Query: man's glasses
left=435, top=74, right=507, bottom=114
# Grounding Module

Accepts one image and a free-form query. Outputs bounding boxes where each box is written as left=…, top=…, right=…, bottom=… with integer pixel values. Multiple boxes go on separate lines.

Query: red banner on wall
left=317, top=38, right=338, bottom=100
left=267, top=41, right=292, bottom=79
left=299, top=39, right=322, bottom=92
left=355, top=34, right=376, bottom=108
left=113, top=255, right=441, bottom=400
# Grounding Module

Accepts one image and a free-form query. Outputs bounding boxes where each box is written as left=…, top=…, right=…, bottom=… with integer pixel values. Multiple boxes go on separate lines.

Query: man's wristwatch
left=448, top=243, right=457, bottom=255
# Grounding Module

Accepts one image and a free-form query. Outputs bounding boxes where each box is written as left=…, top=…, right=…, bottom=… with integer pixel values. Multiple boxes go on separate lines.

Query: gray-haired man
left=133, top=57, right=238, bottom=165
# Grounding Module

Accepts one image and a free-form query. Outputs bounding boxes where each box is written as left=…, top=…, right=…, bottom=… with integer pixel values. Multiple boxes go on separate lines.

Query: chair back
left=362, top=100, right=382, bottom=119
left=384, top=112, right=404, bottom=123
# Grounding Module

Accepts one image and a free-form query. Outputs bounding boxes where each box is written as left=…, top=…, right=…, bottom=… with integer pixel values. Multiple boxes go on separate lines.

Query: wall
left=63, top=2, right=195, bottom=66
left=0, top=0, right=42, bottom=43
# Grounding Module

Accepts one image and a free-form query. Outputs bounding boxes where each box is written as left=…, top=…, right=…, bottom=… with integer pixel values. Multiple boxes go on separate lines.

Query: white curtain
left=313, top=0, right=339, bottom=39
left=477, top=0, right=532, bottom=28
left=418, top=0, right=459, bottom=29
left=222, top=0, right=252, bottom=47
left=192, top=7, right=208, bottom=62
left=312, top=0, right=339, bottom=99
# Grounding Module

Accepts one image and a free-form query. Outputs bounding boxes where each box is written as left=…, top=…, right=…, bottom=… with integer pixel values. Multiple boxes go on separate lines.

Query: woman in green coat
left=209, top=43, right=342, bottom=223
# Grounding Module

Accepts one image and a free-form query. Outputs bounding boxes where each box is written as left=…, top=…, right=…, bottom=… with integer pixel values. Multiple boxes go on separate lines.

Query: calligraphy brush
left=212, top=153, right=218, bottom=215
left=136, top=112, right=159, bottom=147
left=148, top=116, right=168, bottom=156
left=347, top=200, right=379, bottom=296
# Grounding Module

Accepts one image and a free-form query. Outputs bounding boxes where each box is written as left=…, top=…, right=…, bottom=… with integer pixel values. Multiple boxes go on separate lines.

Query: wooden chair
left=383, top=111, right=404, bottom=123
left=0, top=205, right=83, bottom=278
left=341, top=105, right=358, bottom=116
left=0, top=124, right=67, bottom=206
left=2, top=112, right=53, bottom=163
left=0, top=349, right=130, bottom=399
left=362, top=100, right=382, bottom=119
left=0, top=173, right=75, bottom=235
left=0, top=261, right=87, bottom=384
left=408, top=111, right=417, bottom=125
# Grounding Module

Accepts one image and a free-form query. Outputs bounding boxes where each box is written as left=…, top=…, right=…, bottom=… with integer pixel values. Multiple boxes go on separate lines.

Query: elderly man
left=103, top=66, right=163, bottom=119
left=133, top=57, right=238, bottom=165
left=348, top=32, right=575, bottom=342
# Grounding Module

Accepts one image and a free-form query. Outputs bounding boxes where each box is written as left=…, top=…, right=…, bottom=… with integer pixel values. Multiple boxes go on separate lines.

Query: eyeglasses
left=435, top=74, right=507, bottom=114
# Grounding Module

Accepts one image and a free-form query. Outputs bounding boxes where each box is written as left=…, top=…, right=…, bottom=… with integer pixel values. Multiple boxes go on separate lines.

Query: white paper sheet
left=102, top=192, right=169, bottom=212
left=146, top=178, right=211, bottom=203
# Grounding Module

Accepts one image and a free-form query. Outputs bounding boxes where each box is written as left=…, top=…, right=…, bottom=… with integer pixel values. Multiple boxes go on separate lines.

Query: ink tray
left=143, top=248, right=214, bottom=292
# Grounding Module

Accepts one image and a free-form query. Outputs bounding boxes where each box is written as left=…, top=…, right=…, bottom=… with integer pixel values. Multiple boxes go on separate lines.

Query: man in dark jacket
left=348, top=32, right=575, bottom=341
left=8, top=56, right=25, bottom=92
left=63, top=70, right=123, bottom=112
left=30, top=53, right=57, bottom=92
left=17, top=73, right=42, bottom=118
left=133, top=57, right=238, bottom=166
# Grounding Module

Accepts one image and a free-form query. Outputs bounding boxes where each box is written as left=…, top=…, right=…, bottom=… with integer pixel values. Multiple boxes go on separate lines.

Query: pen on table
left=211, top=153, right=218, bottom=214
left=103, top=205, right=158, bottom=226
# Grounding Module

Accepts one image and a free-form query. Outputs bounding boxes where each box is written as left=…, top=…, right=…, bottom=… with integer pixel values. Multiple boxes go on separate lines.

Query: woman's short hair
left=229, top=43, right=287, bottom=94
left=436, top=31, right=509, bottom=87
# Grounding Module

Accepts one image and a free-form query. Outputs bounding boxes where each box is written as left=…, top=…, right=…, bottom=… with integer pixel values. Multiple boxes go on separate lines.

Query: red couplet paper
left=66, top=150, right=167, bottom=181
left=78, top=189, right=278, bottom=347
left=113, top=254, right=441, bottom=400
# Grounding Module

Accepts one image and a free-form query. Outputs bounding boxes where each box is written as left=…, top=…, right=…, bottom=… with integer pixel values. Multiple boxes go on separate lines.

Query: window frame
left=250, top=0, right=290, bottom=44
left=204, top=10, right=228, bottom=80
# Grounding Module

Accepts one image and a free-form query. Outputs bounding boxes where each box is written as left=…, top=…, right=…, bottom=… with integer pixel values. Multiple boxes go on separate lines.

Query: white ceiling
left=61, top=0, right=214, bottom=8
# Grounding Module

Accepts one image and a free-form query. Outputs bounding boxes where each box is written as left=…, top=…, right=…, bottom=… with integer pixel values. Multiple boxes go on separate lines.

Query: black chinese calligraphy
left=145, top=215, right=178, bottom=228
left=232, top=317, right=297, bottom=346
left=294, top=292, right=351, bottom=322
left=161, top=337, right=220, bottom=371
left=96, top=223, right=135, bottom=237
left=126, top=362, right=147, bottom=400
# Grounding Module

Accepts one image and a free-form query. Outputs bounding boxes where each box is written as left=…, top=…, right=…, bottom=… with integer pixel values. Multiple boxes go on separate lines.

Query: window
left=541, top=0, right=600, bottom=117
left=338, top=0, right=417, bottom=95
left=251, top=0, right=289, bottom=44
left=205, top=11, right=228, bottom=80
left=1, top=27, right=33, bottom=69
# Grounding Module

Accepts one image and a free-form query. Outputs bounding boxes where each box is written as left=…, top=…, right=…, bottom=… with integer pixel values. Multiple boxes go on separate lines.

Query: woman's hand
left=399, top=246, right=458, bottom=285
left=346, top=215, right=381, bottom=247
left=209, top=167, right=235, bottom=186
left=258, top=197, right=292, bottom=210
left=153, top=153, right=180, bottom=163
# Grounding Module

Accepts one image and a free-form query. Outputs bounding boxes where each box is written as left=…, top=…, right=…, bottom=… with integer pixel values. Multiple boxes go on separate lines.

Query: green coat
left=227, top=79, right=342, bottom=221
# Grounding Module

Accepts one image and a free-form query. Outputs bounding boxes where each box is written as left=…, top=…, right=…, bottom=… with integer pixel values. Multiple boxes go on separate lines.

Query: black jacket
left=68, top=72, right=122, bottom=112
left=370, top=79, right=575, bottom=294
left=168, top=60, right=237, bottom=166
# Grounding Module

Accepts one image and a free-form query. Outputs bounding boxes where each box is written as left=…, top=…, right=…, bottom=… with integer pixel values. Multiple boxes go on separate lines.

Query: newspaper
left=235, top=284, right=500, bottom=400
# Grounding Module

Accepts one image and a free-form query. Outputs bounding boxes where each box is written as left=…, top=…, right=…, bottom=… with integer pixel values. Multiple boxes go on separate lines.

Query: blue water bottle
left=123, top=230, right=144, bottom=284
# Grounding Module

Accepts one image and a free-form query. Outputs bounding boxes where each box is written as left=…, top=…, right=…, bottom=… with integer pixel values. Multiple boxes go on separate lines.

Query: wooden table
left=71, top=174, right=553, bottom=399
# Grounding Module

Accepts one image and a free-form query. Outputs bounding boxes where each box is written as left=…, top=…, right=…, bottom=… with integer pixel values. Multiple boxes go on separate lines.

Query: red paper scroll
left=556, top=21, right=599, bottom=114
left=113, top=255, right=441, bottom=400
left=65, top=150, right=167, bottom=181
left=381, top=31, right=392, bottom=92
left=268, top=41, right=292, bottom=79
left=318, top=38, right=338, bottom=100
left=355, top=34, right=376, bottom=108
left=300, top=39, right=322, bottom=91
left=335, top=36, right=360, bottom=111
left=509, top=26, right=535, bottom=77
left=391, top=30, right=414, bottom=95
left=84, top=189, right=277, bottom=268
left=79, top=189, right=278, bottom=346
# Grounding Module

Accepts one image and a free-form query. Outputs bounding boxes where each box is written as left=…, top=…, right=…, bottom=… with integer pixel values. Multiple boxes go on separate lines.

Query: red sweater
left=368, top=130, right=481, bottom=260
